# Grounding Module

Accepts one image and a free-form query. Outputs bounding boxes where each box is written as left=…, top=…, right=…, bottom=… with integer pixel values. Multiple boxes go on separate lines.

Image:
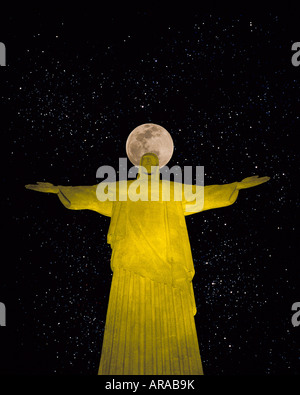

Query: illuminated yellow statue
left=25, top=153, right=270, bottom=375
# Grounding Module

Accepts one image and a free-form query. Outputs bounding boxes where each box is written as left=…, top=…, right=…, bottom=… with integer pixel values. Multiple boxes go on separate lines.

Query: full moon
left=126, top=123, right=174, bottom=168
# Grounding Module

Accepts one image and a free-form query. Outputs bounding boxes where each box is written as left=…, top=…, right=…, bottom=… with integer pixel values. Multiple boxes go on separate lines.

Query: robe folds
left=57, top=179, right=239, bottom=375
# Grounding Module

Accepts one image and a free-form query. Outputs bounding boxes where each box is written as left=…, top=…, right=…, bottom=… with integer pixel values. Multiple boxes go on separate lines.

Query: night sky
left=0, top=5, right=299, bottom=375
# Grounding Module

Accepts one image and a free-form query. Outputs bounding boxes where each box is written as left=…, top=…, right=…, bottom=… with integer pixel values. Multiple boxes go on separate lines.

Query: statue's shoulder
left=161, top=179, right=183, bottom=190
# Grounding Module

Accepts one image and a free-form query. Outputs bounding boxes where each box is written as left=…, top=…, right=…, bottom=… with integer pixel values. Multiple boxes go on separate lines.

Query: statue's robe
left=57, top=178, right=239, bottom=375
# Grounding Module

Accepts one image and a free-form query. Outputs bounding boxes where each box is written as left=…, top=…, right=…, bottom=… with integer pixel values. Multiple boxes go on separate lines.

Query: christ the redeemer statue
left=25, top=152, right=270, bottom=375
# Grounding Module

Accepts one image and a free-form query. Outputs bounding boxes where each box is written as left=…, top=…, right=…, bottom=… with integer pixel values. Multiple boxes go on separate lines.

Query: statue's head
left=139, top=153, right=159, bottom=176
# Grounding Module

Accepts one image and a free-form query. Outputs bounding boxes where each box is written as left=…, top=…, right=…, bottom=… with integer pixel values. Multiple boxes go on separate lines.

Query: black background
left=0, top=4, right=299, bottom=376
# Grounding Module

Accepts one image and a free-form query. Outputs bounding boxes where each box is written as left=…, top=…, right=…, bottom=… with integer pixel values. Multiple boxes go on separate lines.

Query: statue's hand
left=25, top=182, right=59, bottom=194
left=237, top=175, right=270, bottom=190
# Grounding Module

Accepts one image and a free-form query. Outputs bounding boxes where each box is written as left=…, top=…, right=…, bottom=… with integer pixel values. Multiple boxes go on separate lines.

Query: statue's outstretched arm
left=236, top=175, right=270, bottom=190
left=183, top=175, right=270, bottom=215
left=25, top=182, right=58, bottom=193
left=25, top=182, right=112, bottom=217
